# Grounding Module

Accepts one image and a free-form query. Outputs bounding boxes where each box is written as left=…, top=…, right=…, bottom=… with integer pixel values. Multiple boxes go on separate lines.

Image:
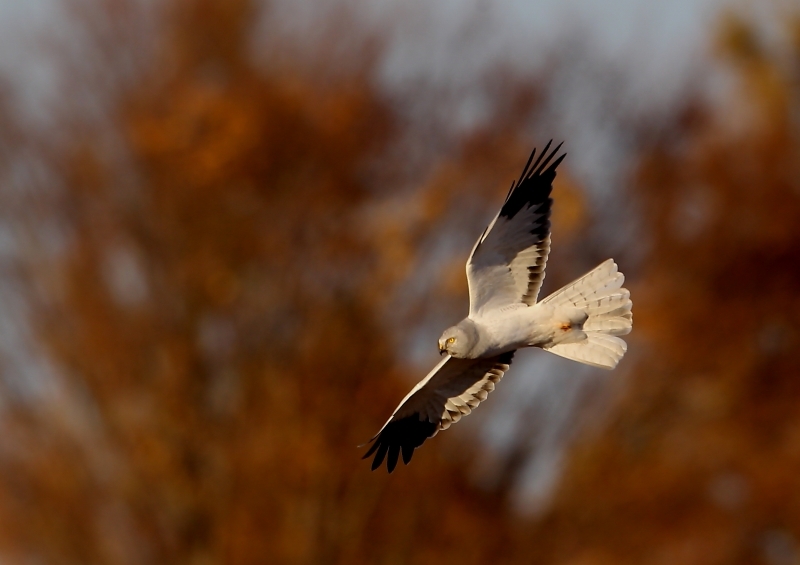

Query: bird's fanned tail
left=540, top=259, right=632, bottom=369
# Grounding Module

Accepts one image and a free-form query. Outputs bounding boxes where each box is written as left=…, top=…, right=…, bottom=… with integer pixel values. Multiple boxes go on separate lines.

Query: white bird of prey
left=363, top=142, right=633, bottom=472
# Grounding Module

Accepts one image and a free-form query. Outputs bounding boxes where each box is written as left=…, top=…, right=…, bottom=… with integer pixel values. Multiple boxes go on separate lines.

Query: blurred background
left=0, top=0, right=799, bottom=563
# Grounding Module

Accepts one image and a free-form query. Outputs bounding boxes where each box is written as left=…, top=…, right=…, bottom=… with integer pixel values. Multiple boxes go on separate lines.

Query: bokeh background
left=0, top=0, right=799, bottom=563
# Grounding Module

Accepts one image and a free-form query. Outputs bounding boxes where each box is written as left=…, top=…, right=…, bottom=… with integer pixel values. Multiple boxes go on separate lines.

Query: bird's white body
left=467, top=302, right=579, bottom=358
left=451, top=257, right=631, bottom=366
left=471, top=304, right=556, bottom=356
left=364, top=143, right=633, bottom=472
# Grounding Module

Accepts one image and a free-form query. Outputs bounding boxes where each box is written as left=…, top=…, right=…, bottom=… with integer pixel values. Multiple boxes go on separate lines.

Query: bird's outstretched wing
left=363, top=351, right=514, bottom=472
left=466, top=142, right=565, bottom=317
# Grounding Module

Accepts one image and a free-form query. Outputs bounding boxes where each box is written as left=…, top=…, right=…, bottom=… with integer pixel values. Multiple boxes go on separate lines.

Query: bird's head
left=438, top=325, right=471, bottom=358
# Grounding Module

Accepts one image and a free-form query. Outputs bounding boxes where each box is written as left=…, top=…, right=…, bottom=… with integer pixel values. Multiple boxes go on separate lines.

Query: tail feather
left=547, top=334, right=627, bottom=369
left=541, top=259, right=632, bottom=369
left=583, top=317, right=631, bottom=335
left=541, top=259, right=624, bottom=308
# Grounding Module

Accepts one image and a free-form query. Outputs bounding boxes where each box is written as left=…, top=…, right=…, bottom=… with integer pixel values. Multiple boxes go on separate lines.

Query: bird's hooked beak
left=438, top=341, right=446, bottom=356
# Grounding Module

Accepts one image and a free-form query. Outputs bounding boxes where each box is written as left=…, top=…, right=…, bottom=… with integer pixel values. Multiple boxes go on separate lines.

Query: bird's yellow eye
left=446, top=337, right=455, bottom=344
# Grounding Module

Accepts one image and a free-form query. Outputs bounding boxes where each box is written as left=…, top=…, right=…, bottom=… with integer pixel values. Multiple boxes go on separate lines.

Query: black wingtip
left=361, top=438, right=380, bottom=459
left=527, top=139, right=553, bottom=179
left=401, top=442, right=414, bottom=465
left=503, top=179, right=516, bottom=202
left=370, top=442, right=390, bottom=471
left=499, top=141, right=566, bottom=220
left=387, top=444, right=401, bottom=473
left=362, top=416, right=438, bottom=473
left=546, top=152, right=567, bottom=176
left=513, top=140, right=565, bottom=193
left=531, top=141, right=564, bottom=178
left=515, top=146, right=538, bottom=188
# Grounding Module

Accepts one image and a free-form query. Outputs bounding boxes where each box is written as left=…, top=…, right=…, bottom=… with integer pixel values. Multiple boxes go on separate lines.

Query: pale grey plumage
left=364, top=143, right=633, bottom=472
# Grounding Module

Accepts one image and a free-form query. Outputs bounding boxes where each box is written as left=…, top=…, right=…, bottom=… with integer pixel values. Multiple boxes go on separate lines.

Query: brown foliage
left=3, top=2, right=800, bottom=565
left=533, top=13, right=800, bottom=565
left=0, top=1, right=552, bottom=563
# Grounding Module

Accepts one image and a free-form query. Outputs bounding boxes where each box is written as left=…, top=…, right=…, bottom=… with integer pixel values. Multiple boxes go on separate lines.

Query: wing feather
left=363, top=352, right=514, bottom=472
left=466, top=143, right=566, bottom=317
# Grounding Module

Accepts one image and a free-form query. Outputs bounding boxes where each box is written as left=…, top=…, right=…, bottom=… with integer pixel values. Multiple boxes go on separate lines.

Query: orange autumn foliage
left=0, top=2, right=799, bottom=565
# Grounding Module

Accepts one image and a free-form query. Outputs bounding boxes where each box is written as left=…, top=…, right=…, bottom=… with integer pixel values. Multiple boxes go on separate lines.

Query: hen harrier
left=363, top=142, right=632, bottom=472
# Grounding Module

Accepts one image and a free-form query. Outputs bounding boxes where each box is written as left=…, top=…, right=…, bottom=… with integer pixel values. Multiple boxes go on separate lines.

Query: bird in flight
left=363, top=142, right=633, bottom=472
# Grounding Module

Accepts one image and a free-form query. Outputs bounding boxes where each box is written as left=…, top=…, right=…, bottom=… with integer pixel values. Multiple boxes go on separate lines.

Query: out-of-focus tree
left=521, top=12, right=800, bottom=565
left=9, top=0, right=800, bottom=564
left=0, top=1, right=590, bottom=564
